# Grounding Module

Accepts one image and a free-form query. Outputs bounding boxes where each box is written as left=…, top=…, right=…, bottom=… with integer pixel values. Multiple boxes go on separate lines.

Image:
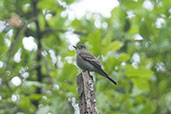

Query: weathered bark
left=77, top=71, right=98, bottom=114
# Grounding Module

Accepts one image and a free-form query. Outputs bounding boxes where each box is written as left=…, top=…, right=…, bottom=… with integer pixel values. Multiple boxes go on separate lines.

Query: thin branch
left=1, top=17, right=36, bottom=90
left=8, top=17, right=36, bottom=57
left=31, top=0, right=43, bottom=107
left=3, top=17, right=36, bottom=72
left=41, top=27, right=88, bottom=36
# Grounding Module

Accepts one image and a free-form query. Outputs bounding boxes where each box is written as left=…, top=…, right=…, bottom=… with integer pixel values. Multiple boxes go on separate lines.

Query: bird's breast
left=76, top=55, right=95, bottom=71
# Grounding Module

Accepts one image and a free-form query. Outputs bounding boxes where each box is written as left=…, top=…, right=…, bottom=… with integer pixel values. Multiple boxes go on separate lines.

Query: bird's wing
left=79, top=52, right=101, bottom=69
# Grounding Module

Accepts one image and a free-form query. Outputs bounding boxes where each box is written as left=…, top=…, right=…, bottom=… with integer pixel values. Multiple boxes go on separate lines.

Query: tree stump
left=77, top=71, right=98, bottom=114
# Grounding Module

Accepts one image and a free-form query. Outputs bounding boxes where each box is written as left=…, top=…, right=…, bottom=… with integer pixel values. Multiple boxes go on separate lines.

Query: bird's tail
left=97, top=68, right=117, bottom=85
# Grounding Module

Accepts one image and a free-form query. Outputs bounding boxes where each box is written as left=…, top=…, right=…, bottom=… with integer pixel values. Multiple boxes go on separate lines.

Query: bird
left=73, top=44, right=117, bottom=85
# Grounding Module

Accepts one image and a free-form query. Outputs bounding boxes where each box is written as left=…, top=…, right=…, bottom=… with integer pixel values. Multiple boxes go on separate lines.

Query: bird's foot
left=83, top=70, right=90, bottom=74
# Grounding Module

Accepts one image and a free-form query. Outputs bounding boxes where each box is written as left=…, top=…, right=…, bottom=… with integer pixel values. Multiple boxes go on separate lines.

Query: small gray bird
left=73, top=45, right=117, bottom=85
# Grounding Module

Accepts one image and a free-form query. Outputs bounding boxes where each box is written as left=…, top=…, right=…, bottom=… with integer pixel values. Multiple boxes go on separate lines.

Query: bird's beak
left=73, top=45, right=77, bottom=49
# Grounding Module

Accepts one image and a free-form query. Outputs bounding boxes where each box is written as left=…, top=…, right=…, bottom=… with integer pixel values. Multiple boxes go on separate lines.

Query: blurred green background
left=0, top=0, right=171, bottom=114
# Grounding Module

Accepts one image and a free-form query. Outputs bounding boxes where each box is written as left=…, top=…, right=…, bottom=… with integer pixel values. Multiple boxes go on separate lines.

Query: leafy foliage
left=0, top=0, right=171, bottom=113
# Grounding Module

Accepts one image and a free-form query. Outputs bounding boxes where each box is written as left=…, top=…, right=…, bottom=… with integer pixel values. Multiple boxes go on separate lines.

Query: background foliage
left=0, top=0, right=171, bottom=114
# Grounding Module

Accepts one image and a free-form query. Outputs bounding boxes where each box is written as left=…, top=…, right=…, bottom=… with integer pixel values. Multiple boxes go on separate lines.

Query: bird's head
left=73, top=45, right=87, bottom=53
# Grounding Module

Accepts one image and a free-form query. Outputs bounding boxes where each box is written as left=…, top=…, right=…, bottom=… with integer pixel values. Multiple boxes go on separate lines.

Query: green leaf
left=110, top=6, right=126, bottom=30
left=140, top=102, right=155, bottom=114
left=102, top=41, right=122, bottom=55
left=16, top=96, right=36, bottom=113
left=29, top=94, right=43, bottom=101
left=50, top=97, right=74, bottom=114
left=38, top=14, right=45, bottom=30
left=36, top=106, right=50, bottom=114
left=119, top=53, right=130, bottom=61
left=0, top=36, right=8, bottom=55
left=88, top=31, right=101, bottom=55
left=119, top=0, right=144, bottom=9
left=102, top=32, right=112, bottom=45
left=50, top=70, right=59, bottom=78
left=110, top=41, right=122, bottom=50
left=125, top=65, right=154, bottom=90
left=61, top=62, right=77, bottom=80
left=23, top=81, right=45, bottom=88
left=38, top=0, right=59, bottom=10
left=103, top=56, right=120, bottom=72
left=131, top=78, right=149, bottom=91
left=124, top=66, right=154, bottom=78
left=48, top=14, right=66, bottom=29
